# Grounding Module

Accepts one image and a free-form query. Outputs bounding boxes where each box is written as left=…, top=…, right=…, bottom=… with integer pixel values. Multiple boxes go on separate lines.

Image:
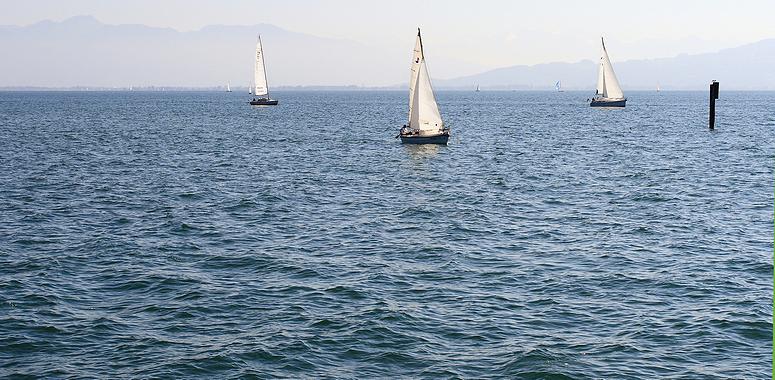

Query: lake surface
left=0, top=90, right=772, bottom=378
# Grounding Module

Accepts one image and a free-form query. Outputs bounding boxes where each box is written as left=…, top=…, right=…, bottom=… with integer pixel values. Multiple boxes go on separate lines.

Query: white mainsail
left=596, top=61, right=605, bottom=96
left=408, top=30, right=423, bottom=123
left=254, top=36, right=269, bottom=97
left=409, top=39, right=443, bottom=133
left=226, top=82, right=231, bottom=92
left=597, top=37, right=624, bottom=99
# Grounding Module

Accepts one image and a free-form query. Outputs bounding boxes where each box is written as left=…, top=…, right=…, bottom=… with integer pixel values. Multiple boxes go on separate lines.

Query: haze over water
left=0, top=90, right=772, bottom=378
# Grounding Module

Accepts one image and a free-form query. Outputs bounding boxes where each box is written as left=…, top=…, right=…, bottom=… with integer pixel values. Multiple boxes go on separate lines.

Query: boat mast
left=418, top=28, right=424, bottom=59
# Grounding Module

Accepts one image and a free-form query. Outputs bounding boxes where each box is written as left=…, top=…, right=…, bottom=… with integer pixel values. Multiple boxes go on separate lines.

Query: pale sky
left=1, top=0, right=773, bottom=81
left=0, top=0, right=775, bottom=68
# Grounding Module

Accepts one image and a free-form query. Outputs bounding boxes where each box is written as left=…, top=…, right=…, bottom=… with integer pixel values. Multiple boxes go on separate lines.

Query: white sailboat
left=590, top=37, right=626, bottom=107
left=249, top=35, right=278, bottom=105
left=555, top=81, right=563, bottom=92
left=398, top=28, right=449, bottom=144
left=475, top=84, right=480, bottom=92
left=226, top=82, right=232, bottom=92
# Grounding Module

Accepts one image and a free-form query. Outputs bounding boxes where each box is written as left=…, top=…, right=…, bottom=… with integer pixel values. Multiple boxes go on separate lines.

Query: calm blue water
left=0, top=90, right=772, bottom=378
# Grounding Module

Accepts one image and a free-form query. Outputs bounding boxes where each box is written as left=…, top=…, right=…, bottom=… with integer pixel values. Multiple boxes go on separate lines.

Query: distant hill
left=1, top=16, right=773, bottom=90
left=0, top=15, right=406, bottom=87
left=436, top=39, right=775, bottom=90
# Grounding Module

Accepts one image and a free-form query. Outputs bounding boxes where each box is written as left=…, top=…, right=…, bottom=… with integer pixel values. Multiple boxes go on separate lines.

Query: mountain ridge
left=1, top=16, right=772, bottom=90
left=437, top=39, right=775, bottom=90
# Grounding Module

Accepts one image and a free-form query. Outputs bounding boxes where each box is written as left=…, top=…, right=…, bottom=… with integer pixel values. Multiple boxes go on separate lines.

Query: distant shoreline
left=1, top=87, right=773, bottom=92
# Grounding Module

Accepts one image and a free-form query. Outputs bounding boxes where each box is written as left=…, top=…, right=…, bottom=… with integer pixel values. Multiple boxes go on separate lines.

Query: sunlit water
left=0, top=90, right=772, bottom=378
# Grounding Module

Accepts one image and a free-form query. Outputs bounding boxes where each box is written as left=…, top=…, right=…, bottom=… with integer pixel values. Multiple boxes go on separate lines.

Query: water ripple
left=0, top=90, right=771, bottom=378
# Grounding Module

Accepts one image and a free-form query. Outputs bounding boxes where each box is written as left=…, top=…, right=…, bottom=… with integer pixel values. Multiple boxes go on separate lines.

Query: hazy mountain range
left=438, top=39, right=775, bottom=90
left=0, top=15, right=406, bottom=88
left=1, top=16, right=773, bottom=90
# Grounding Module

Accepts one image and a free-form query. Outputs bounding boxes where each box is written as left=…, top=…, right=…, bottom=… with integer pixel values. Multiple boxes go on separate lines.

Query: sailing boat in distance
left=226, top=82, right=232, bottom=92
left=398, top=28, right=449, bottom=144
left=555, top=81, right=564, bottom=92
left=249, top=35, right=278, bottom=106
left=475, top=84, right=480, bottom=92
left=590, top=37, right=626, bottom=107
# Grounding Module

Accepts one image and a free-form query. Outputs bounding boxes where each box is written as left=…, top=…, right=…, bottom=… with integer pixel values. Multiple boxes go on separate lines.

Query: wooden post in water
left=709, top=80, right=719, bottom=129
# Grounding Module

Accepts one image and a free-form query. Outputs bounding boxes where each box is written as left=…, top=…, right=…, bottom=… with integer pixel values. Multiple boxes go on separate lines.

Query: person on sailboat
left=397, top=124, right=413, bottom=138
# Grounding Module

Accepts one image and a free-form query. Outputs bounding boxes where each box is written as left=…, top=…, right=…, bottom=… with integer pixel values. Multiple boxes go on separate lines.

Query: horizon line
left=2, top=86, right=774, bottom=92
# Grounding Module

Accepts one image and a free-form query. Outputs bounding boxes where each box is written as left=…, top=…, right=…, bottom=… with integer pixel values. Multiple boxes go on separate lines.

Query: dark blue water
left=0, top=90, right=772, bottom=378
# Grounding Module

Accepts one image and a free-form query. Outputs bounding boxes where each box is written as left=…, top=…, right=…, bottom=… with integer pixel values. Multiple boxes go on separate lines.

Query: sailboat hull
left=249, top=98, right=278, bottom=106
left=400, top=131, right=450, bottom=144
left=590, top=98, right=626, bottom=107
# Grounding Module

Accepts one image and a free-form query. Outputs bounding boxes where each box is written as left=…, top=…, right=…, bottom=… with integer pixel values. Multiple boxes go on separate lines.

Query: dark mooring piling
left=709, top=80, right=719, bottom=129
